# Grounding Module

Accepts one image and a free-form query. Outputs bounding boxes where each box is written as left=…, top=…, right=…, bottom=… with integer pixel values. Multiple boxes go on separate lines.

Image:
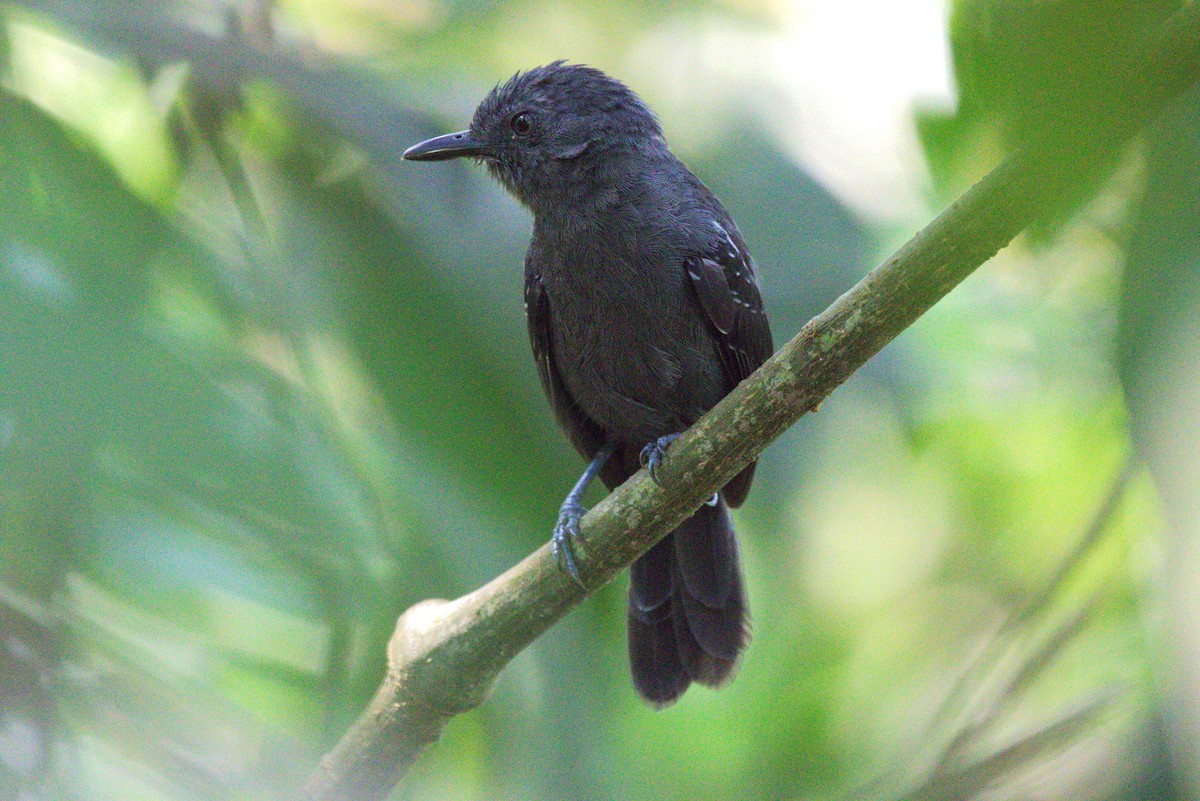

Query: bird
left=403, top=62, right=773, bottom=707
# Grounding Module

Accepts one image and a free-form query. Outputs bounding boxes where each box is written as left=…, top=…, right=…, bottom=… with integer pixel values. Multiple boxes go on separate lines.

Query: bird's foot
left=639, top=433, right=681, bottom=486
left=552, top=499, right=588, bottom=588
left=550, top=442, right=617, bottom=589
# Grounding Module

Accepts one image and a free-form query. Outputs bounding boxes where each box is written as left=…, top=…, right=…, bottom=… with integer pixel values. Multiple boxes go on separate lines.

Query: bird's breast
left=538, top=241, right=724, bottom=442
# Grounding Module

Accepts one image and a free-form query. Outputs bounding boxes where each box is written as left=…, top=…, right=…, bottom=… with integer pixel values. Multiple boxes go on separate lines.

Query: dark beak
left=402, top=130, right=486, bottom=161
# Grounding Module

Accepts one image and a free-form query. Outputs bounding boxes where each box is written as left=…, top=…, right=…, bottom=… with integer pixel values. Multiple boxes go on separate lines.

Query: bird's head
left=403, top=62, right=664, bottom=210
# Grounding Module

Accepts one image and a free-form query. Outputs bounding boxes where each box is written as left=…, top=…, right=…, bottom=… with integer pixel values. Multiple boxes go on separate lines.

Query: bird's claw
left=639, top=433, right=681, bottom=486
left=552, top=502, right=587, bottom=588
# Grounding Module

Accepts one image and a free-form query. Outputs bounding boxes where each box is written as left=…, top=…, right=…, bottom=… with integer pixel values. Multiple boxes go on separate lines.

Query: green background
left=1, top=1, right=1197, bottom=799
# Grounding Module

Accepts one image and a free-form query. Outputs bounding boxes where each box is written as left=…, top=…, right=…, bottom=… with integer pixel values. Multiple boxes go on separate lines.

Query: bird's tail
left=626, top=498, right=748, bottom=707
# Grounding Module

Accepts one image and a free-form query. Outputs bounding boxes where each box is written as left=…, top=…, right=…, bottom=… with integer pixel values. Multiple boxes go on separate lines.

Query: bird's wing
left=525, top=271, right=608, bottom=462
left=684, top=221, right=774, bottom=507
left=684, top=221, right=774, bottom=390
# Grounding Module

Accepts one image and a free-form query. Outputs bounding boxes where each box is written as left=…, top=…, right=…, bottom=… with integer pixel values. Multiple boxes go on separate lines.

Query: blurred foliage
left=0, top=1, right=1192, bottom=800
left=918, top=0, right=1181, bottom=235
left=1119, top=82, right=1200, bottom=801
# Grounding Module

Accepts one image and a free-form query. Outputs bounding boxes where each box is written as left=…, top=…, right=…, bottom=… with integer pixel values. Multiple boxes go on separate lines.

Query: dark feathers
left=628, top=502, right=748, bottom=707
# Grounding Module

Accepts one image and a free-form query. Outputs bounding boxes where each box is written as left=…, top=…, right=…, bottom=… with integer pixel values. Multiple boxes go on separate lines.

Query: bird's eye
left=510, top=112, right=533, bottom=137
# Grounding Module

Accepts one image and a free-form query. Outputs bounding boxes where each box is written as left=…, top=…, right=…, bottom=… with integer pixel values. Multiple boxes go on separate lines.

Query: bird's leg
left=553, top=440, right=618, bottom=586
left=639, top=432, right=681, bottom=485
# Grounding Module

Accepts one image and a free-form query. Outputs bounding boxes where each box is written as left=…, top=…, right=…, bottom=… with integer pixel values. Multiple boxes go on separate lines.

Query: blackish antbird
left=403, top=62, right=773, bottom=707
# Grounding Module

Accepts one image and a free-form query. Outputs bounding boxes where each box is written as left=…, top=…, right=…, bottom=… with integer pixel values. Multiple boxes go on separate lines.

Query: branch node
left=387, top=597, right=501, bottom=716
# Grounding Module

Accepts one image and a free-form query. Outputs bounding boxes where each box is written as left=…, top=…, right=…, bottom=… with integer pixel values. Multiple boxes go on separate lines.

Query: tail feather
left=628, top=535, right=674, bottom=616
left=673, top=502, right=739, bottom=609
left=676, top=576, right=746, bottom=662
left=627, top=613, right=690, bottom=706
left=673, top=608, right=739, bottom=687
left=627, top=499, right=748, bottom=707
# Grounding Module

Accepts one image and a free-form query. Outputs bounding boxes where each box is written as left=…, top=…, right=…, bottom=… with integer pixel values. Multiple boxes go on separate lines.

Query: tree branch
left=303, top=5, right=1200, bottom=799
